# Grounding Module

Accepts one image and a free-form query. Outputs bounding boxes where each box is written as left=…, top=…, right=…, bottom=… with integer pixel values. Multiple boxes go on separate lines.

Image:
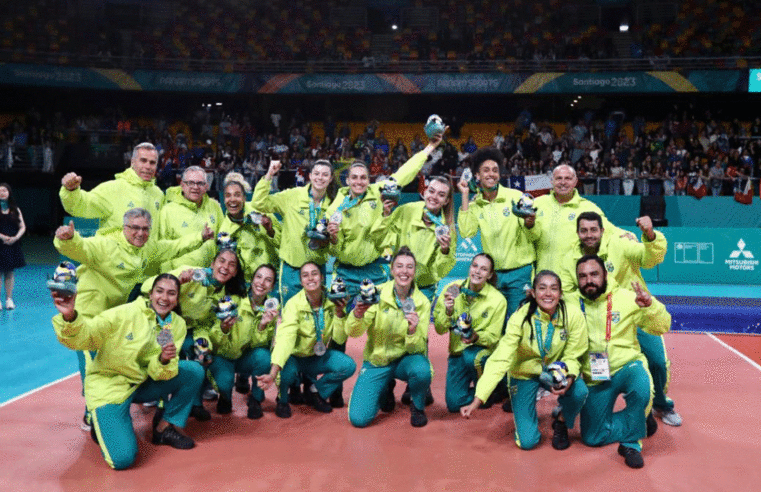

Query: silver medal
left=264, top=297, right=280, bottom=311
left=192, top=268, right=207, bottom=283
left=446, top=284, right=460, bottom=298
left=401, top=297, right=416, bottom=314
left=435, top=225, right=450, bottom=238
left=249, top=212, right=263, bottom=225
left=314, top=340, right=327, bottom=356
left=331, top=211, right=343, bottom=225
left=461, top=168, right=472, bottom=183
left=156, top=328, right=173, bottom=347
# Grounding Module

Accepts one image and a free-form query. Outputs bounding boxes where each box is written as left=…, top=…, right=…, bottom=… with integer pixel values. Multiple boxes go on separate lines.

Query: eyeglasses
left=183, top=180, right=207, bottom=188
left=125, top=225, right=151, bottom=233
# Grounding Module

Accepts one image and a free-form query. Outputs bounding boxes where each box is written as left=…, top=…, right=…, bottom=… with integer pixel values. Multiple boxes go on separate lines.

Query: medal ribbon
left=534, top=316, right=555, bottom=362
left=423, top=209, right=446, bottom=228
left=311, top=306, right=325, bottom=342
left=0, top=200, right=8, bottom=213
left=156, top=312, right=173, bottom=327
left=336, top=192, right=365, bottom=213
left=308, top=191, right=325, bottom=230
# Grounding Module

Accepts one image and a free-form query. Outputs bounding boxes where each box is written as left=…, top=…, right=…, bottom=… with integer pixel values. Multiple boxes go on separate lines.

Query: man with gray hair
left=158, top=165, right=223, bottom=270
left=53, top=207, right=214, bottom=431
left=59, top=142, right=165, bottom=236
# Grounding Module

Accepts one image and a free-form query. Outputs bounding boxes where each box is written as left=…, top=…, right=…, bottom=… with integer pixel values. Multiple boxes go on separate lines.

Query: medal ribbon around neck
left=311, top=306, right=325, bottom=343
left=534, top=315, right=556, bottom=364
left=424, top=209, right=446, bottom=228
left=337, top=192, right=365, bottom=213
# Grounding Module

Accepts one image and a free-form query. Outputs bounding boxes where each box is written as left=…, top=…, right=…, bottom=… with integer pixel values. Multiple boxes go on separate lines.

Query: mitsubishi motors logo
left=729, top=239, right=754, bottom=259
left=726, top=239, right=758, bottom=271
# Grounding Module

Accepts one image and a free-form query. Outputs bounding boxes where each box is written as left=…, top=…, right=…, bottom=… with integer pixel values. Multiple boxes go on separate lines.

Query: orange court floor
left=1, top=331, right=761, bottom=492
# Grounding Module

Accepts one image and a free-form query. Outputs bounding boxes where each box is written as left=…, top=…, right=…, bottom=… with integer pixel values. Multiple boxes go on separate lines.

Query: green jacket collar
left=115, top=167, right=156, bottom=189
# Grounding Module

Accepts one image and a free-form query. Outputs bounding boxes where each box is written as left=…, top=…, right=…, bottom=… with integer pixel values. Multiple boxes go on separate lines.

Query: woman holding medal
left=433, top=253, right=507, bottom=413
left=194, top=264, right=279, bottom=419
left=51, top=274, right=204, bottom=470
left=141, top=247, right=247, bottom=420
left=256, top=262, right=356, bottom=418
left=346, top=247, right=433, bottom=428
left=460, top=271, right=589, bottom=451
left=251, top=159, right=337, bottom=305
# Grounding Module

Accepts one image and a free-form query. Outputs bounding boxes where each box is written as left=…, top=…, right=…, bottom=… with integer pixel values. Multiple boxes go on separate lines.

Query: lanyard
left=534, top=316, right=555, bottom=362
left=311, top=306, right=325, bottom=341
left=579, top=293, right=613, bottom=343
left=308, top=192, right=324, bottom=229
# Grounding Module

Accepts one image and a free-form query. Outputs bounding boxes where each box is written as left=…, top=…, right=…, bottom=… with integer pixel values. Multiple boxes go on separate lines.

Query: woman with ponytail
left=460, top=270, right=589, bottom=452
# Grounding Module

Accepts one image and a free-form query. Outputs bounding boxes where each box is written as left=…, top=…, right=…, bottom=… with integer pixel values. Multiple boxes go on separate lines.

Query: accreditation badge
left=589, top=352, right=611, bottom=381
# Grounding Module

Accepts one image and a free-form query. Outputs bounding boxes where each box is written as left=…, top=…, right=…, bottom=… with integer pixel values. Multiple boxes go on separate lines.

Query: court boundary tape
left=707, top=333, right=761, bottom=374
left=0, top=372, right=78, bottom=409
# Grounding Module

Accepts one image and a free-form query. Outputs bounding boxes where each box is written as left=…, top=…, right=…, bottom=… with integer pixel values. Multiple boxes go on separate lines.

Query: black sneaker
left=401, top=385, right=434, bottom=407
left=329, top=391, right=345, bottom=408
left=216, top=395, right=232, bottom=414
left=90, top=425, right=98, bottom=444
left=190, top=405, right=211, bottom=422
left=618, top=444, right=644, bottom=469
left=646, top=411, right=658, bottom=437
left=246, top=395, right=263, bottom=420
left=481, top=383, right=507, bottom=409
left=289, top=384, right=304, bottom=405
left=551, top=417, right=570, bottom=450
left=380, top=379, right=396, bottom=413
left=309, top=392, right=333, bottom=413
left=152, top=424, right=195, bottom=450
left=410, top=406, right=428, bottom=427
left=235, top=374, right=251, bottom=394
left=501, top=397, right=513, bottom=413
left=275, top=399, right=292, bottom=418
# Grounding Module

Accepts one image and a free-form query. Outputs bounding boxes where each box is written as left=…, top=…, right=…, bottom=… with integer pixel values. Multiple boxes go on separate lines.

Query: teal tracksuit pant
left=208, top=347, right=271, bottom=403
left=509, top=375, right=588, bottom=450
left=637, top=328, right=674, bottom=412
left=90, top=360, right=204, bottom=470
left=348, top=354, right=433, bottom=428
left=580, top=359, right=654, bottom=452
left=278, top=350, right=356, bottom=404
left=445, top=345, right=492, bottom=412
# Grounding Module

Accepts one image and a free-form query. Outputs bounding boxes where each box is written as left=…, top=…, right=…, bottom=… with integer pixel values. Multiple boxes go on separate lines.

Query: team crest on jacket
left=559, top=329, right=567, bottom=341
left=369, top=201, right=377, bottom=209
left=611, top=312, right=620, bottom=323
left=155, top=201, right=160, bottom=210
left=125, top=332, right=134, bottom=341
left=298, top=209, right=306, bottom=216
left=210, top=216, right=216, bottom=224
left=503, top=207, right=510, bottom=216
left=605, top=261, right=615, bottom=272
left=481, top=311, right=488, bottom=318
left=568, top=213, right=576, bottom=221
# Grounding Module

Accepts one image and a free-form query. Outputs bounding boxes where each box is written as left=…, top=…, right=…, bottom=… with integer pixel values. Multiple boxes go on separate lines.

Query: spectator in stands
left=609, top=158, right=624, bottom=195
left=463, top=136, right=478, bottom=154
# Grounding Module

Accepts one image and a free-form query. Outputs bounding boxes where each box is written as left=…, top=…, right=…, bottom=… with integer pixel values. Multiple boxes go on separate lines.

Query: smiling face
left=533, top=273, right=561, bottom=316
left=468, top=255, right=494, bottom=289
left=347, top=165, right=370, bottom=197
left=251, top=266, right=276, bottom=299
left=0, top=186, right=9, bottom=200
left=181, top=170, right=208, bottom=205
left=476, top=159, right=500, bottom=190
left=577, top=218, right=603, bottom=253
left=552, top=165, right=578, bottom=199
left=223, top=182, right=245, bottom=218
left=299, top=263, right=323, bottom=294
left=391, top=254, right=416, bottom=290
left=150, top=278, right=179, bottom=318
left=577, top=259, right=607, bottom=301
left=309, top=163, right=332, bottom=193
left=131, top=148, right=159, bottom=182
left=123, top=216, right=151, bottom=248
left=211, top=250, right=238, bottom=284
left=423, top=179, right=451, bottom=214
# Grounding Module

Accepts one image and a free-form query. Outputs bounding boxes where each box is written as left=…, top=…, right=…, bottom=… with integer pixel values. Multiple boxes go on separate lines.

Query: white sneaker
left=536, top=388, right=550, bottom=401
left=4, top=299, right=13, bottom=310
left=658, top=409, right=683, bottom=427
left=142, top=400, right=158, bottom=407
left=203, top=388, right=219, bottom=401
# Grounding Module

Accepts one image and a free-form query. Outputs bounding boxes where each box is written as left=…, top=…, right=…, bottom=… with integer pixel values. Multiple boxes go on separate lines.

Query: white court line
left=0, top=372, right=78, bottom=409
left=707, top=333, right=761, bottom=374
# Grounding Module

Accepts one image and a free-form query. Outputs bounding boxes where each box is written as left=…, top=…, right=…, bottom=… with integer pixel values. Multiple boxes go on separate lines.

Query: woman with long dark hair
left=0, top=183, right=26, bottom=309
left=460, top=270, right=589, bottom=451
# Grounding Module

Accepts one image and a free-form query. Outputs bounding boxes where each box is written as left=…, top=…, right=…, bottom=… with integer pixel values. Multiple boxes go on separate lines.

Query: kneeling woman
left=195, top=264, right=279, bottom=419
left=347, top=246, right=433, bottom=428
left=51, top=274, right=203, bottom=470
left=256, top=262, right=356, bottom=418
left=461, top=271, right=589, bottom=451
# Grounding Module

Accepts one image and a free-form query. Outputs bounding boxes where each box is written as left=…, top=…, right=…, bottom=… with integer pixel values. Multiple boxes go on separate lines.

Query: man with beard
left=574, top=255, right=671, bottom=469
left=559, top=212, right=681, bottom=428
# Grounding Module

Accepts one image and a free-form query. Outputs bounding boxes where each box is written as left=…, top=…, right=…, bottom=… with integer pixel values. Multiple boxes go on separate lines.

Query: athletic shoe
left=657, top=409, right=683, bottom=427
left=216, top=395, right=232, bottom=414
left=142, top=400, right=158, bottom=407
left=480, top=383, right=507, bottom=409
left=289, top=384, right=304, bottom=405
left=309, top=392, right=333, bottom=413
left=246, top=395, right=263, bottom=420
left=329, top=391, right=345, bottom=408
left=401, top=386, right=434, bottom=406
left=410, top=406, right=428, bottom=427
left=646, top=411, right=658, bottom=437
left=190, top=405, right=211, bottom=421
left=275, top=399, right=292, bottom=418
left=81, top=412, right=92, bottom=432
left=152, top=424, right=195, bottom=450
left=234, top=374, right=250, bottom=394
left=380, top=380, right=396, bottom=413
left=202, top=388, right=219, bottom=401
left=551, top=417, right=570, bottom=450
left=5, top=299, right=14, bottom=310
left=502, top=397, right=513, bottom=413
left=618, top=444, right=644, bottom=469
